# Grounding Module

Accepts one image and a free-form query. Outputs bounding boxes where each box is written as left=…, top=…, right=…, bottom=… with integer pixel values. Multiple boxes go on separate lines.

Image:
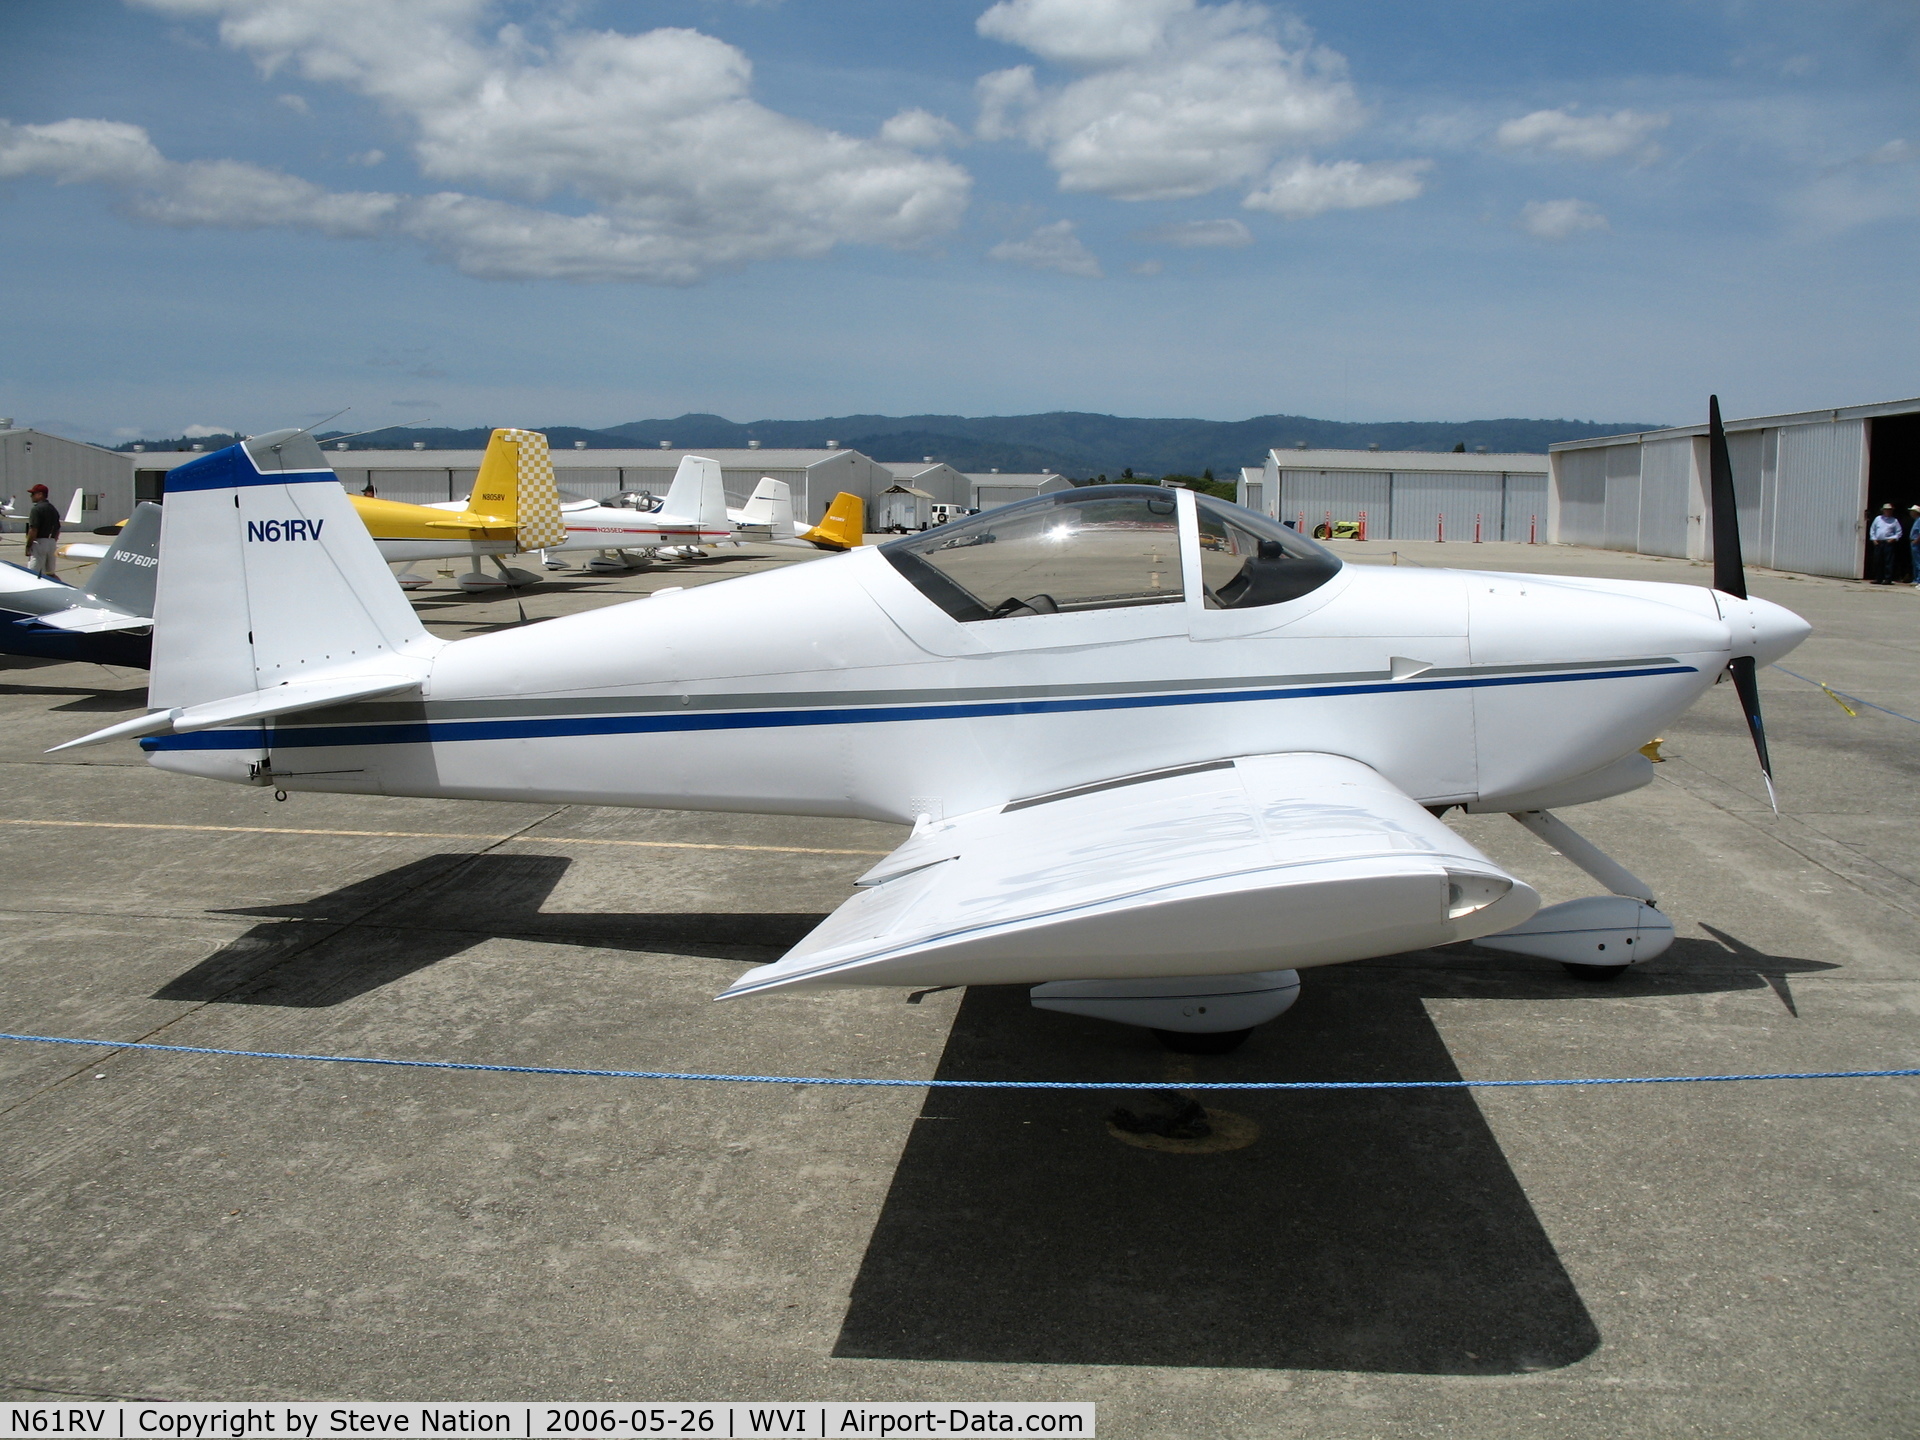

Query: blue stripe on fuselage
left=142, top=664, right=1697, bottom=752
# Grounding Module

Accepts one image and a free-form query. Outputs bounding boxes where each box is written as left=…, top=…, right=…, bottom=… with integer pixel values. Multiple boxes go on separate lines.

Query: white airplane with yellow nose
left=57, top=400, right=1808, bottom=1052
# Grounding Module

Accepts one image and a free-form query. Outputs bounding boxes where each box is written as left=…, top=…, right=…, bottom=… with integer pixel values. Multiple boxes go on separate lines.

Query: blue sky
left=2, top=0, right=1915, bottom=443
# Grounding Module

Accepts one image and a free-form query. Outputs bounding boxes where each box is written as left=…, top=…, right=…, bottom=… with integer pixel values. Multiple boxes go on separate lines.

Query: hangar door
left=1276, top=469, right=1389, bottom=534
left=1773, top=420, right=1866, bottom=579
left=1502, top=474, right=1548, bottom=542
left=975, top=485, right=1040, bottom=510
left=1388, top=470, right=1504, bottom=542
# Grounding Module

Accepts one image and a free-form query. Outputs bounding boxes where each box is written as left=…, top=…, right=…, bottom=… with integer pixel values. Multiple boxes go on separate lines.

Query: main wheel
left=1152, top=1027, right=1253, bottom=1055
left=1562, top=961, right=1630, bottom=981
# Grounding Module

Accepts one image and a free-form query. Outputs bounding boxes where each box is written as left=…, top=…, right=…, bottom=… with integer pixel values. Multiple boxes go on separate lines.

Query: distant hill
left=117, top=411, right=1662, bottom=477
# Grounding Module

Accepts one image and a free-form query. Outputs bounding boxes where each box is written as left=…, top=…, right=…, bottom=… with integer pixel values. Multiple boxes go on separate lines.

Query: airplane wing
left=60, top=542, right=112, bottom=560
left=718, top=752, right=1539, bottom=998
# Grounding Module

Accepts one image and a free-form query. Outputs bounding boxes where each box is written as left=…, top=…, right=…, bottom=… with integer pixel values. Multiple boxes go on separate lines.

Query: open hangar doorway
left=1866, top=411, right=1920, bottom=579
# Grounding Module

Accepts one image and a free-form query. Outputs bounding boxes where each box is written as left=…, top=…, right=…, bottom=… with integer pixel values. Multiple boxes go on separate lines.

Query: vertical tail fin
left=738, top=478, right=796, bottom=539
left=800, top=492, right=865, bottom=551
left=63, top=488, right=86, bottom=527
left=78, top=501, right=162, bottom=617
left=148, top=429, right=431, bottom=711
left=657, top=455, right=729, bottom=537
left=470, top=428, right=566, bottom=551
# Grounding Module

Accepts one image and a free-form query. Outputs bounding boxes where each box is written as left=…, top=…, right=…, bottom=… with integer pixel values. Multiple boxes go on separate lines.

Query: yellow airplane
left=365, top=427, right=566, bottom=592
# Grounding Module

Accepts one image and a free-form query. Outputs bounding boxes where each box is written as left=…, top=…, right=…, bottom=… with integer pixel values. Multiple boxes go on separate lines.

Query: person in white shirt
left=1868, top=504, right=1903, bottom=584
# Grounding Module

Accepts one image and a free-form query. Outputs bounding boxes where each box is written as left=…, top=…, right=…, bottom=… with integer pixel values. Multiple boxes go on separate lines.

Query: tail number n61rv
left=57, top=405, right=1809, bottom=1051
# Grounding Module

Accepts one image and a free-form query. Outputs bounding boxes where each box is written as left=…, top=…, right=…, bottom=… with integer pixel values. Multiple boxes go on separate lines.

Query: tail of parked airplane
left=737, top=478, right=796, bottom=539
left=75, top=502, right=161, bottom=619
left=799, top=492, right=865, bottom=551
left=656, top=455, right=730, bottom=536
left=51, top=429, right=436, bottom=756
left=63, top=488, right=87, bottom=528
left=470, top=428, right=566, bottom=551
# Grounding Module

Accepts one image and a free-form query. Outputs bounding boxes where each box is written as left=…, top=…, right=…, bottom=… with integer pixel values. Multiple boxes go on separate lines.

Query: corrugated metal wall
left=1388, top=470, right=1505, bottom=542
left=1502, top=474, right=1547, bottom=541
left=974, top=484, right=1042, bottom=510
left=1277, top=469, right=1389, bottom=533
left=1772, top=420, right=1865, bottom=578
left=1554, top=447, right=1607, bottom=545
left=366, top=468, right=460, bottom=505
left=0, top=432, right=135, bottom=525
left=1556, top=417, right=1868, bottom=578
left=1602, top=445, right=1641, bottom=551
left=1636, top=438, right=1692, bottom=558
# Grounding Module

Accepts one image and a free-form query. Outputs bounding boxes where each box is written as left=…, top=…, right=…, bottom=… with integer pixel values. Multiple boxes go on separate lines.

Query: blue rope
left=1772, top=666, right=1920, bottom=726
left=4, top=1032, right=1916, bottom=1091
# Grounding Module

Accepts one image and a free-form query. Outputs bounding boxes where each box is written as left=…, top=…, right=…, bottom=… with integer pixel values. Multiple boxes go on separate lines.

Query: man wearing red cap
left=23, top=484, right=61, bottom=578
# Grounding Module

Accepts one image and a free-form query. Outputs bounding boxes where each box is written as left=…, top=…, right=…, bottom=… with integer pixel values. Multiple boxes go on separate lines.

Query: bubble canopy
left=880, top=485, right=1341, bottom=623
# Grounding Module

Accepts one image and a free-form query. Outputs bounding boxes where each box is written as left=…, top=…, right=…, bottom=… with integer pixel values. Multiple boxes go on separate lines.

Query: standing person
left=1908, top=506, right=1920, bottom=588
left=23, top=484, right=61, bottom=579
left=1868, top=503, right=1902, bottom=584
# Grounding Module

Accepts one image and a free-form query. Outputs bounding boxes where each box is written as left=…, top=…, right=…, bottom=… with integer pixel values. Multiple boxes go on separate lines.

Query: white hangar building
left=1243, top=448, right=1551, bottom=542
left=0, top=422, right=136, bottom=527
left=875, top=460, right=973, bottom=531
left=966, top=471, right=1075, bottom=511
left=1548, top=396, right=1920, bottom=580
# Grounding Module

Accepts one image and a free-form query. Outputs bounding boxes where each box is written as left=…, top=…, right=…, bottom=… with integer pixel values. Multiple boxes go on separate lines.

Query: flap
left=719, top=752, right=1537, bottom=997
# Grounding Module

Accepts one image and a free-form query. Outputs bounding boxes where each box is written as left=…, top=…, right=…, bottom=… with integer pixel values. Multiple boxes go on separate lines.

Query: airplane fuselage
left=146, top=543, right=1754, bottom=825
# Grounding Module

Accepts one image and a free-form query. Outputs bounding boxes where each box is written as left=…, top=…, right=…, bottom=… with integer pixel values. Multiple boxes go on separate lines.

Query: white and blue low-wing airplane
left=55, top=404, right=1809, bottom=1050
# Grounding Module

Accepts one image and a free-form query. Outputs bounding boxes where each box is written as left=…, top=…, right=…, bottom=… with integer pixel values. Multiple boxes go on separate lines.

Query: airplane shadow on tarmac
left=832, top=942, right=1837, bottom=1376
left=153, top=852, right=1837, bottom=1375
left=153, top=851, right=816, bottom=1008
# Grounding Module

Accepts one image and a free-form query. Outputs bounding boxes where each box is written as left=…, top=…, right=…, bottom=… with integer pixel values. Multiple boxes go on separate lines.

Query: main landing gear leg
left=1476, top=809, right=1675, bottom=980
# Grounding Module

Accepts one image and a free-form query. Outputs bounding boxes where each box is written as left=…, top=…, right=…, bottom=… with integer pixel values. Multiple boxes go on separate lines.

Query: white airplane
left=56, top=401, right=1809, bottom=1052
left=729, top=478, right=798, bottom=541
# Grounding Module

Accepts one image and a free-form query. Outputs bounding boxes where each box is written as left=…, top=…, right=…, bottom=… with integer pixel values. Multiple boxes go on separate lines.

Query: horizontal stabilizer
left=60, top=542, right=111, bottom=561
left=49, top=667, right=423, bottom=752
left=719, top=752, right=1538, bottom=997
left=30, top=606, right=152, bottom=634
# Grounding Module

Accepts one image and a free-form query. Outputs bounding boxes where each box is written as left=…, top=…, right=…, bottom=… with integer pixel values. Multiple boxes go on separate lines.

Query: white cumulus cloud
left=974, top=0, right=1374, bottom=202
left=1243, top=158, right=1429, bottom=218
left=881, top=109, right=966, bottom=150
left=1135, top=217, right=1252, bottom=246
left=0, top=118, right=399, bottom=236
left=987, top=218, right=1103, bottom=277
left=1519, top=198, right=1610, bottom=241
left=4, top=0, right=972, bottom=284
left=1496, top=107, right=1669, bottom=163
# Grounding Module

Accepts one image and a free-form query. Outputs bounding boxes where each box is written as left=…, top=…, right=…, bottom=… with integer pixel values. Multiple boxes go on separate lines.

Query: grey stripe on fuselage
left=278, top=656, right=1685, bottom=730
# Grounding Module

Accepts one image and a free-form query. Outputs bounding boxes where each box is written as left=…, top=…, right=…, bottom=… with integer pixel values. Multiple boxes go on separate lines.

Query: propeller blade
left=1727, top=654, right=1777, bottom=813
left=1709, top=398, right=1776, bottom=809
left=1707, top=394, right=1746, bottom=600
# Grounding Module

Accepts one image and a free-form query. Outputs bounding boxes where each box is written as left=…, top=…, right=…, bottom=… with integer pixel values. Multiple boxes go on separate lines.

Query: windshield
left=1193, top=496, right=1342, bottom=608
left=883, top=487, right=1182, bottom=622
